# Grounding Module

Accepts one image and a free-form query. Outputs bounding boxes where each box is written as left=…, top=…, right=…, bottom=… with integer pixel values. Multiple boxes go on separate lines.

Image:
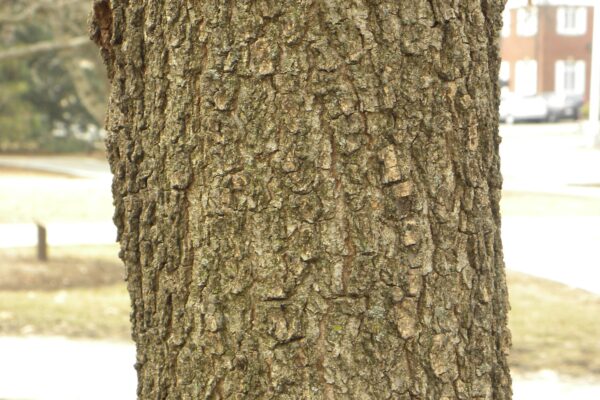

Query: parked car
left=500, top=92, right=584, bottom=124
left=500, top=93, right=549, bottom=123
left=542, top=92, right=584, bottom=121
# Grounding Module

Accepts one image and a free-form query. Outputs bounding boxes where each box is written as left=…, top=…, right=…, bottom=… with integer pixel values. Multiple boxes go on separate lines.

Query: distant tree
left=97, top=1, right=512, bottom=399
left=0, top=0, right=108, bottom=151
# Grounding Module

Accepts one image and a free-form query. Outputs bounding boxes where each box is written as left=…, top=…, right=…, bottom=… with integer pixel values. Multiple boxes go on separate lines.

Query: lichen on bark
left=96, top=1, right=512, bottom=399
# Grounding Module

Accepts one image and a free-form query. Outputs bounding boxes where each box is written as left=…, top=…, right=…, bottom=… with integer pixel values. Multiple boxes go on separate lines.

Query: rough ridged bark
left=93, top=0, right=511, bottom=398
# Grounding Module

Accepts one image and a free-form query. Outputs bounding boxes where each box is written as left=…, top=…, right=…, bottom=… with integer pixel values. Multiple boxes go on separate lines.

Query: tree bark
left=96, top=1, right=511, bottom=398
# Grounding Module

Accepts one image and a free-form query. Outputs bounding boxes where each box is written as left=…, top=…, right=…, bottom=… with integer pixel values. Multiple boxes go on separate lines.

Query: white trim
left=587, top=3, right=600, bottom=145
left=575, top=61, right=586, bottom=95
left=556, top=7, right=588, bottom=36
left=502, top=9, right=512, bottom=37
left=515, top=60, right=538, bottom=96
left=506, top=0, right=596, bottom=9
left=500, top=61, right=511, bottom=83
left=555, top=60, right=586, bottom=95
left=516, top=7, right=539, bottom=37
left=555, top=60, right=565, bottom=93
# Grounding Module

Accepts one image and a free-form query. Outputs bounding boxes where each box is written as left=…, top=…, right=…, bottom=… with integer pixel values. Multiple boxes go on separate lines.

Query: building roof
left=506, top=0, right=597, bottom=8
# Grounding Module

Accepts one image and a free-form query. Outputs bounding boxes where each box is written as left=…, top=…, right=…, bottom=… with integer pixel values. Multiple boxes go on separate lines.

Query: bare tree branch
left=66, top=58, right=107, bottom=124
left=0, top=36, right=91, bottom=62
left=0, top=0, right=82, bottom=24
left=0, top=3, right=44, bottom=24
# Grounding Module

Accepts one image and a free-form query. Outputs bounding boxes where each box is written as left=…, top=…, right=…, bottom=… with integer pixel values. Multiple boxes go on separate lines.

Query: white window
left=515, top=60, right=538, bottom=96
left=517, top=7, right=538, bottom=37
left=500, top=61, right=511, bottom=85
left=502, top=9, right=512, bottom=37
left=557, top=7, right=587, bottom=36
left=555, top=60, right=586, bottom=95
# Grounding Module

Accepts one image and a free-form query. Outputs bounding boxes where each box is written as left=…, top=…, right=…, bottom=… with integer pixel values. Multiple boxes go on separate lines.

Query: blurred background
left=0, top=0, right=599, bottom=399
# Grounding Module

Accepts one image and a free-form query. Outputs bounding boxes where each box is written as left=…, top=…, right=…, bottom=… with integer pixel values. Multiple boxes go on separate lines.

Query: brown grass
left=508, top=271, right=600, bottom=378
left=0, top=245, right=122, bottom=291
left=0, top=283, right=131, bottom=340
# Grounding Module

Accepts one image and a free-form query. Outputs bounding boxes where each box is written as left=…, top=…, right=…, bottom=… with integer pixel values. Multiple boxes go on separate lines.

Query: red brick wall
left=501, top=8, right=539, bottom=93
left=501, top=5, right=594, bottom=100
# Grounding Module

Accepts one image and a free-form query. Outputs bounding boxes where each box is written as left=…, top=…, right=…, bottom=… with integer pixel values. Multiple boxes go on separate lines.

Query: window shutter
left=516, top=60, right=537, bottom=96
left=576, top=7, right=587, bottom=35
left=500, top=61, right=510, bottom=83
left=557, top=7, right=587, bottom=35
left=575, top=61, right=586, bottom=95
left=556, top=8, right=566, bottom=34
left=555, top=61, right=565, bottom=94
left=502, top=10, right=511, bottom=37
left=517, top=7, right=538, bottom=37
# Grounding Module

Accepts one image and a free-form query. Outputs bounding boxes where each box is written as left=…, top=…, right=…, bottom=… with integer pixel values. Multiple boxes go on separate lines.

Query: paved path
left=498, top=122, right=600, bottom=294
left=500, top=122, right=600, bottom=195
left=0, top=336, right=599, bottom=400
left=0, top=222, right=117, bottom=248
left=512, top=370, right=600, bottom=400
left=503, top=216, right=600, bottom=295
left=0, top=337, right=136, bottom=400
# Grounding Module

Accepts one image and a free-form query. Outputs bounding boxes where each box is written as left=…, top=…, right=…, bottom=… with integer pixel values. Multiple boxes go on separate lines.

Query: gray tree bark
left=93, top=0, right=512, bottom=399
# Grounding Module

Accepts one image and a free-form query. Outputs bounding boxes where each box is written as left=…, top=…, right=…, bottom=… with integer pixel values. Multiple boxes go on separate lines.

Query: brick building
left=501, top=0, right=596, bottom=101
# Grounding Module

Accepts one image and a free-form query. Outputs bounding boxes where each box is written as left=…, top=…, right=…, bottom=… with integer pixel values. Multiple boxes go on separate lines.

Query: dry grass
left=0, top=244, right=130, bottom=340
left=1, top=265, right=599, bottom=379
left=0, top=284, right=131, bottom=340
left=508, top=271, right=600, bottom=378
left=0, top=169, right=126, bottom=338
left=0, top=245, right=122, bottom=291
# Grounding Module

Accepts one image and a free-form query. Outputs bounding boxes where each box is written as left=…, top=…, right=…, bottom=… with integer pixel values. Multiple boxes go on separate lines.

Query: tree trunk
left=94, top=1, right=511, bottom=398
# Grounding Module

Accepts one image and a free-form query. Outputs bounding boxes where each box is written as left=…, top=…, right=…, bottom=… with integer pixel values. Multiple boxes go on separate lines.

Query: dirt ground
left=0, top=246, right=123, bottom=291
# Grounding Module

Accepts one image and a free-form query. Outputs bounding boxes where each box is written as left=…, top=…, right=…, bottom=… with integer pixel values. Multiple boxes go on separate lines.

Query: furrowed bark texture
left=97, top=1, right=511, bottom=399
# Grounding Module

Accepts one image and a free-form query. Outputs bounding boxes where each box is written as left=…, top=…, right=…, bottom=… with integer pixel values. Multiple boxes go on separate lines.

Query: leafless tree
left=0, top=0, right=107, bottom=124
